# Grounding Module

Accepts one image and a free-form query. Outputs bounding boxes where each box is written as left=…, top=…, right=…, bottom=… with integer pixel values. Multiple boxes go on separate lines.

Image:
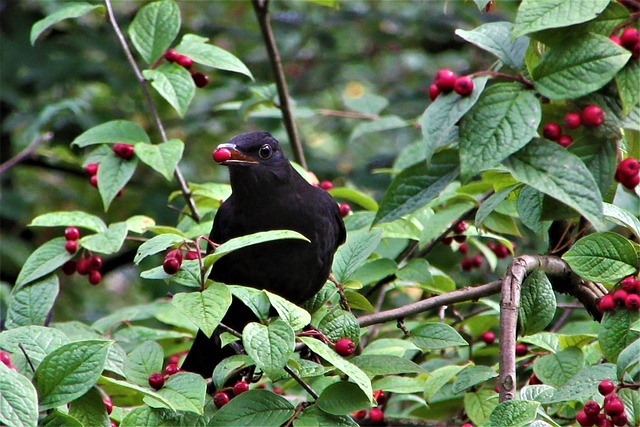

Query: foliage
left=0, top=1, right=639, bottom=426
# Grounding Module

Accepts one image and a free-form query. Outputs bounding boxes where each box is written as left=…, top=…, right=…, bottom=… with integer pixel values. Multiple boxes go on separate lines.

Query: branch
left=0, top=132, right=53, bottom=176
left=103, top=0, right=200, bottom=222
left=252, top=0, right=307, bottom=169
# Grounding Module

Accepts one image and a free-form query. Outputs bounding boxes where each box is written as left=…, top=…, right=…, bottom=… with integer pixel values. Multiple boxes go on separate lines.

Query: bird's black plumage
left=181, top=131, right=346, bottom=379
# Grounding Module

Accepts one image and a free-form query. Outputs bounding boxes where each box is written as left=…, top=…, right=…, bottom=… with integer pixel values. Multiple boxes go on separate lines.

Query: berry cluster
left=63, top=226, right=80, bottom=254
left=487, top=241, right=511, bottom=259
left=442, top=220, right=469, bottom=245
left=0, top=350, right=18, bottom=372
left=84, top=162, right=124, bottom=197
left=576, top=380, right=628, bottom=426
left=460, top=254, right=483, bottom=271
left=429, top=69, right=474, bottom=100
left=164, top=49, right=210, bottom=88
left=148, top=354, right=184, bottom=391
left=162, top=247, right=199, bottom=275
left=598, top=276, right=640, bottom=312
left=335, top=337, right=355, bottom=356
left=211, top=380, right=251, bottom=409
left=614, top=158, right=639, bottom=191
left=352, top=390, right=386, bottom=424
left=541, top=105, right=604, bottom=148
left=61, top=227, right=104, bottom=285
left=610, top=27, right=640, bottom=59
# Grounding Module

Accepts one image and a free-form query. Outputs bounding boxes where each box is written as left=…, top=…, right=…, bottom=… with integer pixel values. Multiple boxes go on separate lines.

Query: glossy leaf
left=317, top=382, right=371, bottom=415
left=264, top=291, right=311, bottom=331
left=28, top=211, right=107, bottom=233
left=514, top=0, right=609, bottom=37
left=212, top=390, right=294, bottom=426
left=599, top=310, right=640, bottom=363
left=30, top=2, right=102, bottom=45
left=533, top=347, right=584, bottom=388
left=134, top=233, right=186, bottom=264
left=410, top=322, right=468, bottom=351
left=0, top=363, right=38, bottom=427
left=487, top=400, right=539, bottom=427
left=242, top=320, right=294, bottom=379
left=128, top=0, right=180, bottom=64
left=6, top=274, right=59, bottom=329
left=96, top=152, right=138, bottom=210
left=146, top=372, right=206, bottom=415
left=143, top=64, right=194, bottom=118
left=332, top=228, right=382, bottom=283
left=15, top=237, right=73, bottom=289
left=134, top=139, right=184, bottom=181
left=456, top=22, right=528, bottom=69
left=71, top=120, right=150, bottom=147
left=563, top=232, right=637, bottom=282
left=79, top=222, right=128, bottom=254
left=172, top=283, right=232, bottom=337
left=124, top=341, right=164, bottom=387
left=519, top=269, right=556, bottom=336
left=175, top=34, right=253, bottom=79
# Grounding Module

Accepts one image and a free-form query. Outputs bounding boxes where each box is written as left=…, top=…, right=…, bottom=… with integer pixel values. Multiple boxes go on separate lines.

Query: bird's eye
left=258, top=144, right=272, bottom=159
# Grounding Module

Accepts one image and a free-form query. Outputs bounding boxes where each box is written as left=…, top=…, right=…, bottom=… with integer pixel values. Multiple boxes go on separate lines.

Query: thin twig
left=103, top=0, right=200, bottom=222
left=18, top=344, right=36, bottom=374
left=317, top=109, right=379, bottom=120
left=0, top=132, right=53, bottom=175
left=284, top=365, right=319, bottom=399
left=252, top=0, right=307, bottom=169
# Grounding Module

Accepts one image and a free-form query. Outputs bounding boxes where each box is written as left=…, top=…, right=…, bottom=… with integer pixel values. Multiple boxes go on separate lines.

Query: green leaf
left=317, top=307, right=360, bottom=345
left=134, top=233, right=186, bottom=264
left=616, top=338, right=640, bottom=379
left=28, top=211, right=107, bottom=233
left=317, top=382, right=371, bottom=415
left=294, top=405, right=359, bottom=427
left=203, top=230, right=310, bottom=269
left=516, top=186, right=547, bottom=236
left=71, top=120, right=150, bottom=147
left=476, top=185, right=520, bottom=226
left=242, top=320, right=294, bottom=379
left=332, top=228, right=382, bottom=283
left=563, top=232, right=638, bottom=282
left=0, top=326, right=69, bottom=369
left=568, top=131, right=617, bottom=197
left=464, top=389, right=499, bottom=427
left=533, top=347, right=585, bottom=388
left=372, top=376, right=424, bottom=393
left=488, top=400, right=539, bottom=427
left=172, top=283, right=232, bottom=337
left=603, top=203, right=640, bottom=239
left=36, top=340, right=112, bottom=410
left=15, top=237, right=74, bottom=289
left=143, top=64, right=195, bottom=118
left=514, top=0, right=610, bottom=37
left=374, top=149, right=460, bottom=224
left=212, top=355, right=254, bottom=390
left=616, top=59, right=640, bottom=116
left=228, top=285, right=271, bottom=321
left=30, top=2, right=103, bottom=45
left=264, top=291, right=311, bottom=331
left=328, top=187, right=379, bottom=211
left=456, top=22, right=529, bottom=69
left=351, top=355, right=425, bottom=377
left=120, top=406, right=162, bottom=427
left=452, top=365, right=498, bottom=394
left=134, top=139, right=184, bottom=181
left=40, top=410, right=82, bottom=427
left=211, top=390, right=294, bottom=426
left=0, top=363, right=38, bottom=427
left=145, top=372, right=206, bottom=415
left=175, top=34, right=253, bottom=80
left=599, top=310, right=640, bottom=363
left=543, top=363, right=616, bottom=403
left=68, top=387, right=109, bottom=427
left=519, top=269, right=556, bottom=336
left=126, top=215, right=156, bottom=234
left=97, top=375, right=175, bottom=411
left=128, top=0, right=180, bottom=64
left=459, top=83, right=540, bottom=180
left=619, top=388, right=640, bottom=427
left=349, top=116, right=407, bottom=142
left=299, top=337, right=374, bottom=404
left=503, top=138, right=604, bottom=230
left=6, top=274, right=59, bottom=328
left=532, top=34, right=631, bottom=100
left=410, top=323, right=468, bottom=351
left=420, top=77, right=489, bottom=162
left=344, top=291, right=375, bottom=313
left=79, top=222, right=128, bottom=255
left=423, top=364, right=468, bottom=402
left=96, top=152, right=138, bottom=210
left=124, top=341, right=164, bottom=387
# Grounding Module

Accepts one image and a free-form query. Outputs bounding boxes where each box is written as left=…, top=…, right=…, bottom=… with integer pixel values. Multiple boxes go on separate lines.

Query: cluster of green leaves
left=1, top=0, right=639, bottom=427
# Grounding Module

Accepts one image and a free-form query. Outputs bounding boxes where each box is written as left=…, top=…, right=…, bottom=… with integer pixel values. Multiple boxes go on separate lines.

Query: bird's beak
left=213, top=143, right=258, bottom=165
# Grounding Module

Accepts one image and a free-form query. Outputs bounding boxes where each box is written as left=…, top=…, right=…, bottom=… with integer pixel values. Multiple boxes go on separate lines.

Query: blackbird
left=181, top=131, right=346, bottom=378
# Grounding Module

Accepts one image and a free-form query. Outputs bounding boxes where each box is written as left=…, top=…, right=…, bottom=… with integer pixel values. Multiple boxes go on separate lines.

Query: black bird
left=181, top=131, right=346, bottom=379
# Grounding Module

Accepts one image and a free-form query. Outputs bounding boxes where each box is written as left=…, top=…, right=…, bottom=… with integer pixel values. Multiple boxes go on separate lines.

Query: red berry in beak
left=213, top=148, right=232, bottom=163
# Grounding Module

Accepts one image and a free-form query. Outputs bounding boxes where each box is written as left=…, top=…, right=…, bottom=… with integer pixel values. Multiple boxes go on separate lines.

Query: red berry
left=460, top=424, right=474, bottom=427
left=429, top=83, right=441, bottom=101
left=611, top=413, right=628, bottom=426
left=576, top=410, right=596, bottom=427
left=598, top=380, right=616, bottom=396
left=581, top=105, right=604, bottom=128
left=542, top=122, right=562, bottom=141
left=604, top=397, right=625, bottom=416
left=90, top=175, right=98, bottom=187
left=610, top=35, right=622, bottom=45
left=598, top=294, right=616, bottom=312
left=272, top=386, right=283, bottom=394
left=434, top=69, right=457, bottom=92
left=185, top=250, right=199, bottom=260
left=213, top=147, right=232, bottom=163
left=76, top=257, right=91, bottom=275
left=584, top=400, right=601, bottom=416
left=110, top=420, right=118, bottom=427
left=113, top=143, right=135, bottom=160
left=620, top=276, right=637, bottom=292
left=515, top=343, right=528, bottom=356
left=176, top=55, right=193, bottom=69
left=471, top=254, right=483, bottom=267
left=493, top=243, right=509, bottom=259
left=368, top=407, right=384, bottom=424
left=612, top=289, right=628, bottom=304
left=625, top=293, right=640, bottom=310
left=458, top=242, right=468, bottom=254
left=339, top=203, right=351, bottom=217
left=88, top=270, right=102, bottom=285
left=557, top=134, right=573, bottom=148
left=148, top=372, right=165, bottom=390
left=616, top=158, right=640, bottom=179
left=452, top=220, right=468, bottom=234
left=442, top=236, right=453, bottom=245
left=61, top=260, right=77, bottom=275
left=319, top=180, right=334, bottom=190
left=64, top=240, right=78, bottom=254
left=461, top=257, right=474, bottom=271
left=373, top=390, right=386, bottom=405
left=191, top=71, right=209, bottom=88
left=620, top=28, right=640, bottom=50
left=233, top=381, right=250, bottom=396
left=103, top=398, right=113, bottom=415
left=485, top=0, right=493, bottom=12
left=164, top=363, right=179, bottom=375
left=454, top=76, right=474, bottom=96
left=84, top=163, right=98, bottom=176
left=163, top=257, right=181, bottom=275
left=563, top=112, right=581, bottom=129
left=481, top=331, right=495, bottom=345
left=213, top=391, right=230, bottom=408
left=65, top=227, right=80, bottom=241
left=631, top=41, right=640, bottom=59
left=166, top=249, right=183, bottom=264
left=529, top=374, right=542, bottom=385
left=622, top=173, right=640, bottom=190
left=88, top=255, right=103, bottom=271
left=164, top=49, right=180, bottom=62
left=335, top=338, right=355, bottom=356
left=0, top=351, right=11, bottom=366
left=636, top=278, right=640, bottom=294
left=353, top=410, right=366, bottom=419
